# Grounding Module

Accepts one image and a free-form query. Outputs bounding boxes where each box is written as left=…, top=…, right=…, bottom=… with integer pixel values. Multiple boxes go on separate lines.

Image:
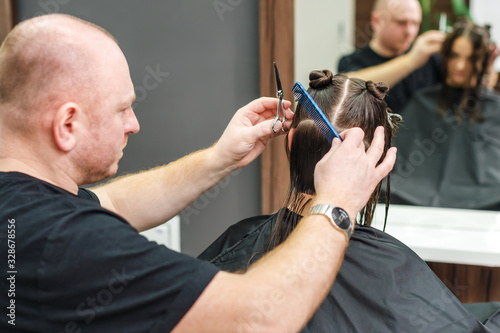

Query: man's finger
left=374, top=146, right=397, bottom=181
left=257, top=118, right=287, bottom=139
left=321, top=137, right=342, bottom=161
left=245, top=97, right=292, bottom=115
left=339, top=127, right=365, bottom=149
left=366, top=126, right=386, bottom=164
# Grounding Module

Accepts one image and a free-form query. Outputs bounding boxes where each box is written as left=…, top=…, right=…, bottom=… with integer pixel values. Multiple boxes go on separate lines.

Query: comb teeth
left=291, top=82, right=341, bottom=143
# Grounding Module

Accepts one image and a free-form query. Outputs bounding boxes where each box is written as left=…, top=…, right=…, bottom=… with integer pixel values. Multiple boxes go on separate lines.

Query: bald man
left=338, top=0, right=446, bottom=113
left=0, top=14, right=396, bottom=332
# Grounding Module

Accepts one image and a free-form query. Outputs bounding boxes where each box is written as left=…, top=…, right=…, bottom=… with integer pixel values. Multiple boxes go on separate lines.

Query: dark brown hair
left=439, top=18, right=492, bottom=122
left=266, top=70, right=400, bottom=250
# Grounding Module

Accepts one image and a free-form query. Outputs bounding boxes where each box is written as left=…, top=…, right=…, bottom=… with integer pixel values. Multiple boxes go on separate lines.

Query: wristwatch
left=310, top=204, right=353, bottom=239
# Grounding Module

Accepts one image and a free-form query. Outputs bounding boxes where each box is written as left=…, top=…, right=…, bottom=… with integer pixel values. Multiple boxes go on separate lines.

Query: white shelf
left=372, top=205, right=500, bottom=267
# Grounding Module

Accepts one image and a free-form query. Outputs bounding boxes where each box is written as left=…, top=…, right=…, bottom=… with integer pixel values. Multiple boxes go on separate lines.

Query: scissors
left=439, top=12, right=447, bottom=33
left=272, top=62, right=287, bottom=133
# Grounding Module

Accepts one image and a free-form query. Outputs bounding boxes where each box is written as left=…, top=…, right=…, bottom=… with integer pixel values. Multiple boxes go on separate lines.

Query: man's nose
left=125, top=109, right=140, bottom=134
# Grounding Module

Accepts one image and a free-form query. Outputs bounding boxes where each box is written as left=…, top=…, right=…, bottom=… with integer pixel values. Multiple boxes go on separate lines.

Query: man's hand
left=408, top=30, right=446, bottom=68
left=313, top=126, right=397, bottom=220
left=484, top=43, right=499, bottom=89
left=213, top=97, right=294, bottom=170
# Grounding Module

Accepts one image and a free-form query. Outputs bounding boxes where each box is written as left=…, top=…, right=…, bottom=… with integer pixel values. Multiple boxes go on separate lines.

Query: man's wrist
left=309, top=204, right=353, bottom=239
left=207, top=144, right=238, bottom=176
left=402, top=52, right=422, bottom=71
left=311, top=197, right=357, bottom=223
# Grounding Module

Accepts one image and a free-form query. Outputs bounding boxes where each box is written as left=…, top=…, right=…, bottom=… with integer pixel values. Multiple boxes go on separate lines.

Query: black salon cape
left=199, top=209, right=500, bottom=332
left=391, top=84, right=500, bottom=209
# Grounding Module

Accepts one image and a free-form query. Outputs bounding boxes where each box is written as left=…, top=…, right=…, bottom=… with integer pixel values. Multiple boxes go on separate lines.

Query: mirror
left=292, top=0, right=500, bottom=303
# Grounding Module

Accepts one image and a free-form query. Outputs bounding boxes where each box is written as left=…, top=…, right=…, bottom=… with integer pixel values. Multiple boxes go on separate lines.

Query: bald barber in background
left=338, top=0, right=446, bottom=113
left=0, top=14, right=396, bottom=332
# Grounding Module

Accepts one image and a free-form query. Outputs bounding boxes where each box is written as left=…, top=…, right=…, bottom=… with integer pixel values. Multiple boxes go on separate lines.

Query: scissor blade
left=273, top=62, right=283, bottom=92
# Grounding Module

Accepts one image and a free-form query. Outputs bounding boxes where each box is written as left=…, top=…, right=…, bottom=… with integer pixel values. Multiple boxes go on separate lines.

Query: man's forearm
left=346, top=30, right=445, bottom=87
left=173, top=213, right=349, bottom=332
left=92, top=145, right=233, bottom=231
left=243, top=214, right=349, bottom=330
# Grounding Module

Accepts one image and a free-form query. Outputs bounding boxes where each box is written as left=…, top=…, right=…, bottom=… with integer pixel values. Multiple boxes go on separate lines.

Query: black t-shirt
left=337, top=45, right=442, bottom=114
left=0, top=172, right=219, bottom=332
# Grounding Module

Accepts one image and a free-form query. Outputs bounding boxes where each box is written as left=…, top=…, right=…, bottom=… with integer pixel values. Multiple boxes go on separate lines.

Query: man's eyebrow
left=124, top=95, right=136, bottom=107
left=118, top=95, right=136, bottom=110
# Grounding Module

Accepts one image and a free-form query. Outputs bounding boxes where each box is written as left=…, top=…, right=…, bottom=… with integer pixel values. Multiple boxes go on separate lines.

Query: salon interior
left=1, top=0, right=499, bottom=306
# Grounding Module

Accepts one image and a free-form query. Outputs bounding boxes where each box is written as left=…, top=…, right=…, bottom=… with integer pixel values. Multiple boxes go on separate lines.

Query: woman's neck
left=287, top=193, right=314, bottom=216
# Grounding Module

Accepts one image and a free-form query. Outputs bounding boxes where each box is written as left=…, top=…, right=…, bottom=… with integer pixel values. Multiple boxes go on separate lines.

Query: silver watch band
left=310, top=204, right=353, bottom=239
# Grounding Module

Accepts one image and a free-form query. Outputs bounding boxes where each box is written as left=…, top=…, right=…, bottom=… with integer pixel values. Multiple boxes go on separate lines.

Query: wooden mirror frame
left=0, top=0, right=16, bottom=43
left=259, top=0, right=293, bottom=214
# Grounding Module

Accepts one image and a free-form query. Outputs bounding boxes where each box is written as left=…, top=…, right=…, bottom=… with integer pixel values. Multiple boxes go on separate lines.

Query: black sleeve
left=78, top=187, right=100, bottom=204
left=337, top=54, right=362, bottom=73
left=337, top=55, right=350, bottom=72
left=37, top=211, right=219, bottom=332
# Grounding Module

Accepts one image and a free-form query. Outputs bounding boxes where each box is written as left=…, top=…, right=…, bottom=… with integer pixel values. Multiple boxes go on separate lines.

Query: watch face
left=331, top=207, right=351, bottom=230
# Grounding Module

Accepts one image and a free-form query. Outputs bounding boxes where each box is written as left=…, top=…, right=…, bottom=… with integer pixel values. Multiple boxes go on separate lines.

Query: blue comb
left=292, top=82, right=342, bottom=143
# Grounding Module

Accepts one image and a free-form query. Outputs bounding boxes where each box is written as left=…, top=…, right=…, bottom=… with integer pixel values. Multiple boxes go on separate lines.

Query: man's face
left=446, top=36, right=474, bottom=88
left=373, top=0, right=422, bottom=56
left=78, top=42, right=140, bottom=184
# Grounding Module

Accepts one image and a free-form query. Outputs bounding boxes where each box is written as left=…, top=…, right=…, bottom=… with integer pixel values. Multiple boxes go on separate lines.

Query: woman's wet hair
left=439, top=17, right=492, bottom=122
left=265, top=70, right=400, bottom=251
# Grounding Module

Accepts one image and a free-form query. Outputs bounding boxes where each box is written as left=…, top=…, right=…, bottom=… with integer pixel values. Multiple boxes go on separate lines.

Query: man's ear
left=371, top=10, right=390, bottom=32
left=371, top=12, right=380, bottom=32
left=288, top=127, right=295, bottom=150
left=53, top=102, right=81, bottom=152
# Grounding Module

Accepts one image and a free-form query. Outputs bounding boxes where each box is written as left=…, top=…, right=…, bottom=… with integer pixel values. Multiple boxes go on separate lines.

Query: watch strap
left=310, top=204, right=353, bottom=239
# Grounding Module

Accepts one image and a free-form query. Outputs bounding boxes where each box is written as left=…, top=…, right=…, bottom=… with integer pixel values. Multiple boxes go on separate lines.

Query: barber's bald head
left=0, top=14, right=138, bottom=186
left=373, top=0, right=420, bottom=14
left=0, top=14, right=119, bottom=131
left=370, top=0, right=422, bottom=57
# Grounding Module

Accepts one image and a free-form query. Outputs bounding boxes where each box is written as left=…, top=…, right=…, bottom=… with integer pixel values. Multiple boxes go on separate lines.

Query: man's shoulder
left=338, top=46, right=386, bottom=72
left=0, top=172, right=129, bottom=239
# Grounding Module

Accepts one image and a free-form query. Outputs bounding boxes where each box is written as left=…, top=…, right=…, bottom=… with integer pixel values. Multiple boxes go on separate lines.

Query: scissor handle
left=272, top=97, right=287, bottom=133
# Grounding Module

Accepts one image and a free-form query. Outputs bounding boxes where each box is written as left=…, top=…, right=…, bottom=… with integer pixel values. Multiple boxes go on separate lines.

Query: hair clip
left=387, top=111, right=402, bottom=130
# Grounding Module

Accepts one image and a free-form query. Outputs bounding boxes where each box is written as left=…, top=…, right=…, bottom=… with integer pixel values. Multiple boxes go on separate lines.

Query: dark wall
left=17, top=0, right=261, bottom=256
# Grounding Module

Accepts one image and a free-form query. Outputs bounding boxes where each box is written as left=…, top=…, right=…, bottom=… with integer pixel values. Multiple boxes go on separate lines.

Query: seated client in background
left=391, top=19, right=500, bottom=209
left=199, top=70, right=499, bottom=332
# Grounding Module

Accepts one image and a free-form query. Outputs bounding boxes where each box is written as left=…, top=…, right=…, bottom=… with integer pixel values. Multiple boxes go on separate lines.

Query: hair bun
left=309, top=69, right=334, bottom=89
left=365, top=81, right=389, bottom=100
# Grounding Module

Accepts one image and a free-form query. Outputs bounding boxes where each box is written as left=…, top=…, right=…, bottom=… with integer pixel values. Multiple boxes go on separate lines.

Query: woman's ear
left=52, top=102, right=81, bottom=152
left=288, top=127, right=295, bottom=150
